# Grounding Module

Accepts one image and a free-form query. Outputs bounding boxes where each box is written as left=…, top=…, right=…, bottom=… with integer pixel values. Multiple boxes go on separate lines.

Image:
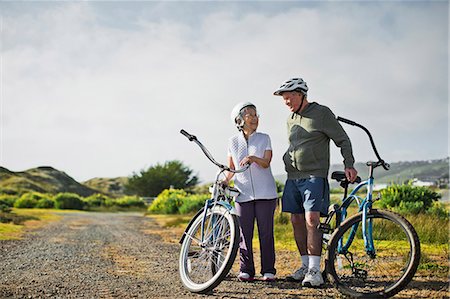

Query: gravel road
left=0, top=212, right=446, bottom=298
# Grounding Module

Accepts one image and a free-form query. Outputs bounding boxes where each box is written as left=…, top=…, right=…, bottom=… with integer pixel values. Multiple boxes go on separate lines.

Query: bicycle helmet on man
left=273, top=78, right=308, bottom=96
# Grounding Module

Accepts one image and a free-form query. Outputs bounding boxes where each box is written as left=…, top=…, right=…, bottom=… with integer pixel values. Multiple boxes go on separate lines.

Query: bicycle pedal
left=318, top=223, right=332, bottom=234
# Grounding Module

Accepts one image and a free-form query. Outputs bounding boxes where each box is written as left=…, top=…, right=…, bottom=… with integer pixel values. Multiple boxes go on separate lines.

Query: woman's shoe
left=262, top=273, right=276, bottom=281
left=237, top=272, right=254, bottom=282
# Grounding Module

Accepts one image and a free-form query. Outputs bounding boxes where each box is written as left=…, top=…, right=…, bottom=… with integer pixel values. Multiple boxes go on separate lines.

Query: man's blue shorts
left=281, top=177, right=330, bottom=216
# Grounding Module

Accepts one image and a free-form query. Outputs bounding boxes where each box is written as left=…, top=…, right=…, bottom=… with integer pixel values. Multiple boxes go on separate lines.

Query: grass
left=148, top=213, right=192, bottom=228
left=0, top=223, right=23, bottom=240
left=0, top=209, right=62, bottom=240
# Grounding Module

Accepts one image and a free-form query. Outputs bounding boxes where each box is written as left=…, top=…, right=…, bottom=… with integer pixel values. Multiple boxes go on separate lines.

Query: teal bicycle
left=321, top=117, right=421, bottom=298
left=178, top=129, right=249, bottom=293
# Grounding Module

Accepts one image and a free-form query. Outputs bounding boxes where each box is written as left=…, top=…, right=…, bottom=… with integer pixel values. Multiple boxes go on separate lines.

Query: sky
left=0, top=1, right=448, bottom=184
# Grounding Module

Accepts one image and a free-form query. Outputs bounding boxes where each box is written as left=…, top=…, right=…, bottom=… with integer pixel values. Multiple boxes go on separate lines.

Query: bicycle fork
left=362, top=177, right=376, bottom=258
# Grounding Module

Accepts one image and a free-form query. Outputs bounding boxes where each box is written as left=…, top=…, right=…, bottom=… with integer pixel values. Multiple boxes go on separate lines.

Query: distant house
left=411, top=178, right=435, bottom=187
left=374, top=184, right=388, bottom=191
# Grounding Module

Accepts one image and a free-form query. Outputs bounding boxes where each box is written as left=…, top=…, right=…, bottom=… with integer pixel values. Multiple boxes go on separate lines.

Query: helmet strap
left=294, top=93, right=306, bottom=114
left=236, top=116, right=245, bottom=131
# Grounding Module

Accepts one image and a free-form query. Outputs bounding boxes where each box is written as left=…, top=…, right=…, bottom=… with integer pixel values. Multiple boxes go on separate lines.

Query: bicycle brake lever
left=378, top=160, right=390, bottom=170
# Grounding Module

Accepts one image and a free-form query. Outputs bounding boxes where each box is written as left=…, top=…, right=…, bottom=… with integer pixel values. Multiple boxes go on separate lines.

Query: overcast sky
left=0, top=1, right=448, bottom=183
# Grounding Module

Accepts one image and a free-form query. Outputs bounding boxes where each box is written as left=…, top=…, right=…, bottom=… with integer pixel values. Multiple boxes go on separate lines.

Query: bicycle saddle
left=331, top=171, right=361, bottom=184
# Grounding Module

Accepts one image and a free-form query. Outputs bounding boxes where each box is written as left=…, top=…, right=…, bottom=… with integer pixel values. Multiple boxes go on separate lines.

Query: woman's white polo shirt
left=228, top=131, right=278, bottom=203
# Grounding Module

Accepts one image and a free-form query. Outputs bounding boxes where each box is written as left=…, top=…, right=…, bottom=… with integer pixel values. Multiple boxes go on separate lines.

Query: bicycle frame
left=329, top=117, right=390, bottom=258
left=199, top=170, right=237, bottom=243
left=336, top=177, right=375, bottom=257
left=179, top=129, right=249, bottom=245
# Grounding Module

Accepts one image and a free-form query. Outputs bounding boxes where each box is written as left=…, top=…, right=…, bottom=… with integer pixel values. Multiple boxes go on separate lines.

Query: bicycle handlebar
left=180, top=129, right=250, bottom=174
left=337, top=117, right=390, bottom=171
left=180, top=129, right=197, bottom=142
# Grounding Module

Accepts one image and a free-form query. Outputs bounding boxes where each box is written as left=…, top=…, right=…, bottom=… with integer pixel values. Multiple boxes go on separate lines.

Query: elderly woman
left=223, top=102, right=278, bottom=282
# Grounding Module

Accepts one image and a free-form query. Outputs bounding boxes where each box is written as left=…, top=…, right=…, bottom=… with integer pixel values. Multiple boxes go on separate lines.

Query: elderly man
left=273, top=77, right=357, bottom=287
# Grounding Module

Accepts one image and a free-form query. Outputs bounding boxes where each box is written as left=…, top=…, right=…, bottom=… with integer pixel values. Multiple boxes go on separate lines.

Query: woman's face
left=241, top=107, right=259, bottom=132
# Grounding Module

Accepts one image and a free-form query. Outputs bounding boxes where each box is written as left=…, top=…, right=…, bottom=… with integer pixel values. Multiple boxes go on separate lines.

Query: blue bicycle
left=322, top=117, right=421, bottom=298
left=178, top=130, right=249, bottom=293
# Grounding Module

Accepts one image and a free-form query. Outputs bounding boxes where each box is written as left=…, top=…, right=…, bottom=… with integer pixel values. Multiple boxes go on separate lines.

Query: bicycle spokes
left=328, top=210, right=420, bottom=298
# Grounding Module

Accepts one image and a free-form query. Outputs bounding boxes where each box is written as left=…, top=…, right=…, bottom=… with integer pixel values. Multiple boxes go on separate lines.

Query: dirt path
left=0, top=212, right=447, bottom=298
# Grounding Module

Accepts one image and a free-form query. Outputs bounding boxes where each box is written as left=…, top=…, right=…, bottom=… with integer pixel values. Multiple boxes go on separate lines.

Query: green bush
left=179, top=194, right=209, bottom=214
left=275, top=180, right=285, bottom=194
left=0, top=195, right=18, bottom=208
left=53, top=193, right=84, bottom=210
left=104, top=197, right=115, bottom=208
left=35, top=198, right=55, bottom=209
left=115, top=196, right=146, bottom=208
left=83, top=194, right=109, bottom=207
left=426, top=201, right=449, bottom=219
left=14, top=197, right=37, bottom=208
left=148, top=189, right=187, bottom=214
left=379, top=183, right=441, bottom=214
left=14, top=192, right=46, bottom=208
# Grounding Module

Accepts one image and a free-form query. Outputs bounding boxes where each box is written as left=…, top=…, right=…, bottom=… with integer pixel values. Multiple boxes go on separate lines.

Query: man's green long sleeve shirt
left=283, top=102, right=355, bottom=179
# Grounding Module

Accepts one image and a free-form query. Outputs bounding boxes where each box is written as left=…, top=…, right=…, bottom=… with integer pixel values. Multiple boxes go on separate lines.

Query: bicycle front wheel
left=179, top=205, right=240, bottom=293
left=327, top=209, right=420, bottom=298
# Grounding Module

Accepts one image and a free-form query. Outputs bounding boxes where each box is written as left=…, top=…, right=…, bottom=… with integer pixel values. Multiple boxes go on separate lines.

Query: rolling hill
left=0, top=166, right=100, bottom=196
left=82, top=177, right=129, bottom=198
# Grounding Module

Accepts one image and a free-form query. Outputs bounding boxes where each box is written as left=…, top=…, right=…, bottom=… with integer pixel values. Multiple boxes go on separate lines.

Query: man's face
left=281, top=91, right=303, bottom=112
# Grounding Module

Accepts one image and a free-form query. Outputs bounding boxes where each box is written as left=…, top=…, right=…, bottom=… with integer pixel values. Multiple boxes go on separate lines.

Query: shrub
left=148, top=189, right=187, bottom=214
left=426, top=201, right=449, bottom=219
left=14, top=192, right=46, bottom=208
left=53, top=193, right=84, bottom=210
left=35, top=198, right=55, bottom=209
left=0, top=195, right=18, bottom=207
left=104, top=197, right=115, bottom=208
left=115, top=196, right=146, bottom=208
left=275, top=180, right=285, bottom=194
left=83, top=194, right=109, bottom=208
left=179, top=194, right=209, bottom=214
left=379, top=183, right=441, bottom=214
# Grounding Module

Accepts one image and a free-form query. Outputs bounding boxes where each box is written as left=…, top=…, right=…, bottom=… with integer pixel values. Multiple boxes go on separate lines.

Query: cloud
left=1, top=2, right=447, bottom=182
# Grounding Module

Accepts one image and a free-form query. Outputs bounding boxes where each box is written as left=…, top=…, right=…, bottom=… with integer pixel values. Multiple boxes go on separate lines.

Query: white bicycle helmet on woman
left=230, top=101, right=257, bottom=131
left=273, top=77, right=308, bottom=96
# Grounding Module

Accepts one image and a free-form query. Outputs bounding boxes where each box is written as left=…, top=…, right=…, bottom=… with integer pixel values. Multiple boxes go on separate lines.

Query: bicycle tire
left=326, top=209, right=420, bottom=298
left=179, top=205, right=240, bottom=293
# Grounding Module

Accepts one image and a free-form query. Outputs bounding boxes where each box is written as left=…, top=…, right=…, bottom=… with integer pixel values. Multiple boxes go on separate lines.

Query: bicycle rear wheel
left=179, top=205, right=240, bottom=293
left=327, top=209, right=420, bottom=298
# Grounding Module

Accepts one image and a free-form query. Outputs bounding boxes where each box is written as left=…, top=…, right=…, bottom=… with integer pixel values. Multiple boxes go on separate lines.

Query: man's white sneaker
left=302, top=267, right=324, bottom=287
left=286, top=265, right=308, bottom=281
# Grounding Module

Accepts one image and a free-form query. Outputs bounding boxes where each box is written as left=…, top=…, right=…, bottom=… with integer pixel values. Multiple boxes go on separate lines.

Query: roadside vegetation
left=0, top=192, right=148, bottom=240
left=0, top=192, right=146, bottom=213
